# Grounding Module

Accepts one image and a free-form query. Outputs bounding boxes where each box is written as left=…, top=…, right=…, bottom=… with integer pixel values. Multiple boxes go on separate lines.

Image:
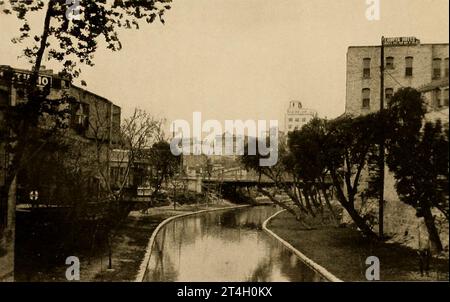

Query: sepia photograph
left=0, top=0, right=449, bottom=288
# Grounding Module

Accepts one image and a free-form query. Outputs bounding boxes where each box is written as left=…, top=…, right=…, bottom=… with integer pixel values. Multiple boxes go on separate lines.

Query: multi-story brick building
left=345, top=37, right=449, bottom=115
left=0, top=65, right=121, bottom=189
left=0, top=65, right=121, bottom=281
left=285, top=101, right=317, bottom=132
left=344, top=38, right=449, bottom=251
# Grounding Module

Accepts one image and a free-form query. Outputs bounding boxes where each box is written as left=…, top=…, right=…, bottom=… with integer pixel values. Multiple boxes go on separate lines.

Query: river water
left=143, top=205, right=324, bottom=282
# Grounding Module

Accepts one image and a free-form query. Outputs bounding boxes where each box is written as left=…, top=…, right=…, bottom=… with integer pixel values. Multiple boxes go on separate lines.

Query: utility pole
left=379, top=36, right=385, bottom=239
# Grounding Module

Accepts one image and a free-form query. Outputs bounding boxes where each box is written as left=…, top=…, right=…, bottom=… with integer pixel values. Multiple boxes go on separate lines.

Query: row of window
left=287, top=125, right=302, bottom=131
left=362, top=57, right=449, bottom=79
left=288, top=117, right=308, bottom=123
left=362, top=88, right=392, bottom=109
left=432, top=58, right=450, bottom=79
left=432, top=88, right=450, bottom=108
left=362, top=88, right=449, bottom=109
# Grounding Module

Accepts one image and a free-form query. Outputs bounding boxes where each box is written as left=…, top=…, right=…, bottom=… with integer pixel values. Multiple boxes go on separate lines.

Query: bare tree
left=86, top=106, right=165, bottom=269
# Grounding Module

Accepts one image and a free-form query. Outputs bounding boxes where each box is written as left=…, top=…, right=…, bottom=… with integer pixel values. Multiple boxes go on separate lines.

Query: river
left=143, top=205, right=324, bottom=282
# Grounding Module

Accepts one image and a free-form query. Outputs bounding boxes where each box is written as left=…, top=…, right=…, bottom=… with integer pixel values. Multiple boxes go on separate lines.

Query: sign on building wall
left=12, top=71, right=52, bottom=87
left=382, top=36, right=421, bottom=46
left=0, top=68, right=52, bottom=88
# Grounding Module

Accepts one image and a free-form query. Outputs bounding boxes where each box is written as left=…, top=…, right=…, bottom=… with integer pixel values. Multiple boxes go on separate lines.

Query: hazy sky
left=0, top=0, right=448, bottom=130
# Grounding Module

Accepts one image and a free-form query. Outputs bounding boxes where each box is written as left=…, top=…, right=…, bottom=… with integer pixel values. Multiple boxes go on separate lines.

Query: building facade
left=345, top=38, right=449, bottom=115
left=285, top=101, right=317, bottom=132
left=344, top=38, right=449, bottom=251
left=0, top=65, right=121, bottom=281
left=0, top=65, right=121, bottom=190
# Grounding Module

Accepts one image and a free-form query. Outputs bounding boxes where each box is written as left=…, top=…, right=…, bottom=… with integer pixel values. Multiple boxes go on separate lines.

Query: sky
left=0, top=0, right=449, bottom=131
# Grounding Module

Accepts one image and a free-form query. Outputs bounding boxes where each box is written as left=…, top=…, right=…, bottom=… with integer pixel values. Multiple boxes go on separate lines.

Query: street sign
left=29, top=190, right=39, bottom=201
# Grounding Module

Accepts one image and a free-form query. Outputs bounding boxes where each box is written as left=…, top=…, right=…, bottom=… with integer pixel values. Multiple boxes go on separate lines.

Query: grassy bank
left=267, top=211, right=449, bottom=281
left=16, top=201, right=237, bottom=282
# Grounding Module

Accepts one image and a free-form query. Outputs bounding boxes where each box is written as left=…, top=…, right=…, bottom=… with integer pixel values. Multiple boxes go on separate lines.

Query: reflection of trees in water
left=276, top=246, right=324, bottom=282
left=247, top=254, right=274, bottom=281
left=145, top=227, right=179, bottom=281
left=248, top=260, right=273, bottom=282
left=218, top=206, right=278, bottom=229
left=143, top=205, right=322, bottom=282
left=166, top=217, right=201, bottom=247
left=146, top=217, right=211, bottom=281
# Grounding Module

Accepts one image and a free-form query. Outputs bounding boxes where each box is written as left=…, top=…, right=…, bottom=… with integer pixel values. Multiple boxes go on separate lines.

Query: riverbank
left=267, top=211, right=449, bottom=281
left=16, top=201, right=238, bottom=282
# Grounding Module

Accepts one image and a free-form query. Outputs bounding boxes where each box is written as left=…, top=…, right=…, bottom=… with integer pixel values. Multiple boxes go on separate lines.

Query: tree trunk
left=288, top=185, right=307, bottom=213
left=1, top=1, right=54, bottom=281
left=0, top=175, right=17, bottom=281
left=344, top=204, right=379, bottom=240
left=107, top=234, right=113, bottom=269
left=257, top=187, right=298, bottom=219
left=320, top=186, right=339, bottom=225
left=422, top=206, right=443, bottom=253
left=6, top=175, right=16, bottom=231
left=301, top=188, right=316, bottom=217
left=31, top=0, right=54, bottom=83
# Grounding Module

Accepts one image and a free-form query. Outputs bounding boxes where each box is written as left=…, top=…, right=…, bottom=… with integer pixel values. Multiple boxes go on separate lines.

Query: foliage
left=385, top=87, right=449, bottom=252
left=0, top=0, right=173, bottom=270
left=1, top=0, right=171, bottom=78
left=241, top=114, right=382, bottom=238
left=146, top=140, right=181, bottom=201
left=323, top=113, right=382, bottom=239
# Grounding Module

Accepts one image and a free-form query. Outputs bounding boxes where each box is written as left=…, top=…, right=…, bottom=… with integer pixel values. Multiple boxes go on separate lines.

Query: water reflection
left=143, top=206, right=324, bottom=282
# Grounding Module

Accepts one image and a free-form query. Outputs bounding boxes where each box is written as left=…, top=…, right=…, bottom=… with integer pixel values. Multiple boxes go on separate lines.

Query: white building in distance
left=285, top=101, right=317, bottom=132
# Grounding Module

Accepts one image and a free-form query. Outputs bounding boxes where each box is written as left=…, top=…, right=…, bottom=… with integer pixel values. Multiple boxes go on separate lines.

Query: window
left=288, top=118, right=293, bottom=122
left=385, top=88, right=394, bottom=103
left=363, top=58, right=371, bottom=78
left=445, top=58, right=449, bottom=77
left=295, top=118, right=299, bottom=122
left=16, top=89, right=25, bottom=99
left=405, top=57, right=413, bottom=77
left=433, top=58, right=442, bottom=79
left=362, top=88, right=371, bottom=109
left=302, top=118, right=306, bottom=122
left=0, top=90, right=8, bottom=107
left=444, top=89, right=449, bottom=107
left=386, top=57, right=394, bottom=69
left=71, top=102, right=90, bottom=133
left=433, top=89, right=442, bottom=109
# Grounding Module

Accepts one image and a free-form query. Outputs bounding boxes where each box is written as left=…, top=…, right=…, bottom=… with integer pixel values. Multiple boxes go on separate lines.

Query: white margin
left=135, top=204, right=251, bottom=282
left=262, top=209, right=343, bottom=282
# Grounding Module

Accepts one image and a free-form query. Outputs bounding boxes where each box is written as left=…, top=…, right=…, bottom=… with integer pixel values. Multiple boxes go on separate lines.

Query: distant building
left=285, top=101, right=317, bottom=132
left=345, top=37, right=449, bottom=115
